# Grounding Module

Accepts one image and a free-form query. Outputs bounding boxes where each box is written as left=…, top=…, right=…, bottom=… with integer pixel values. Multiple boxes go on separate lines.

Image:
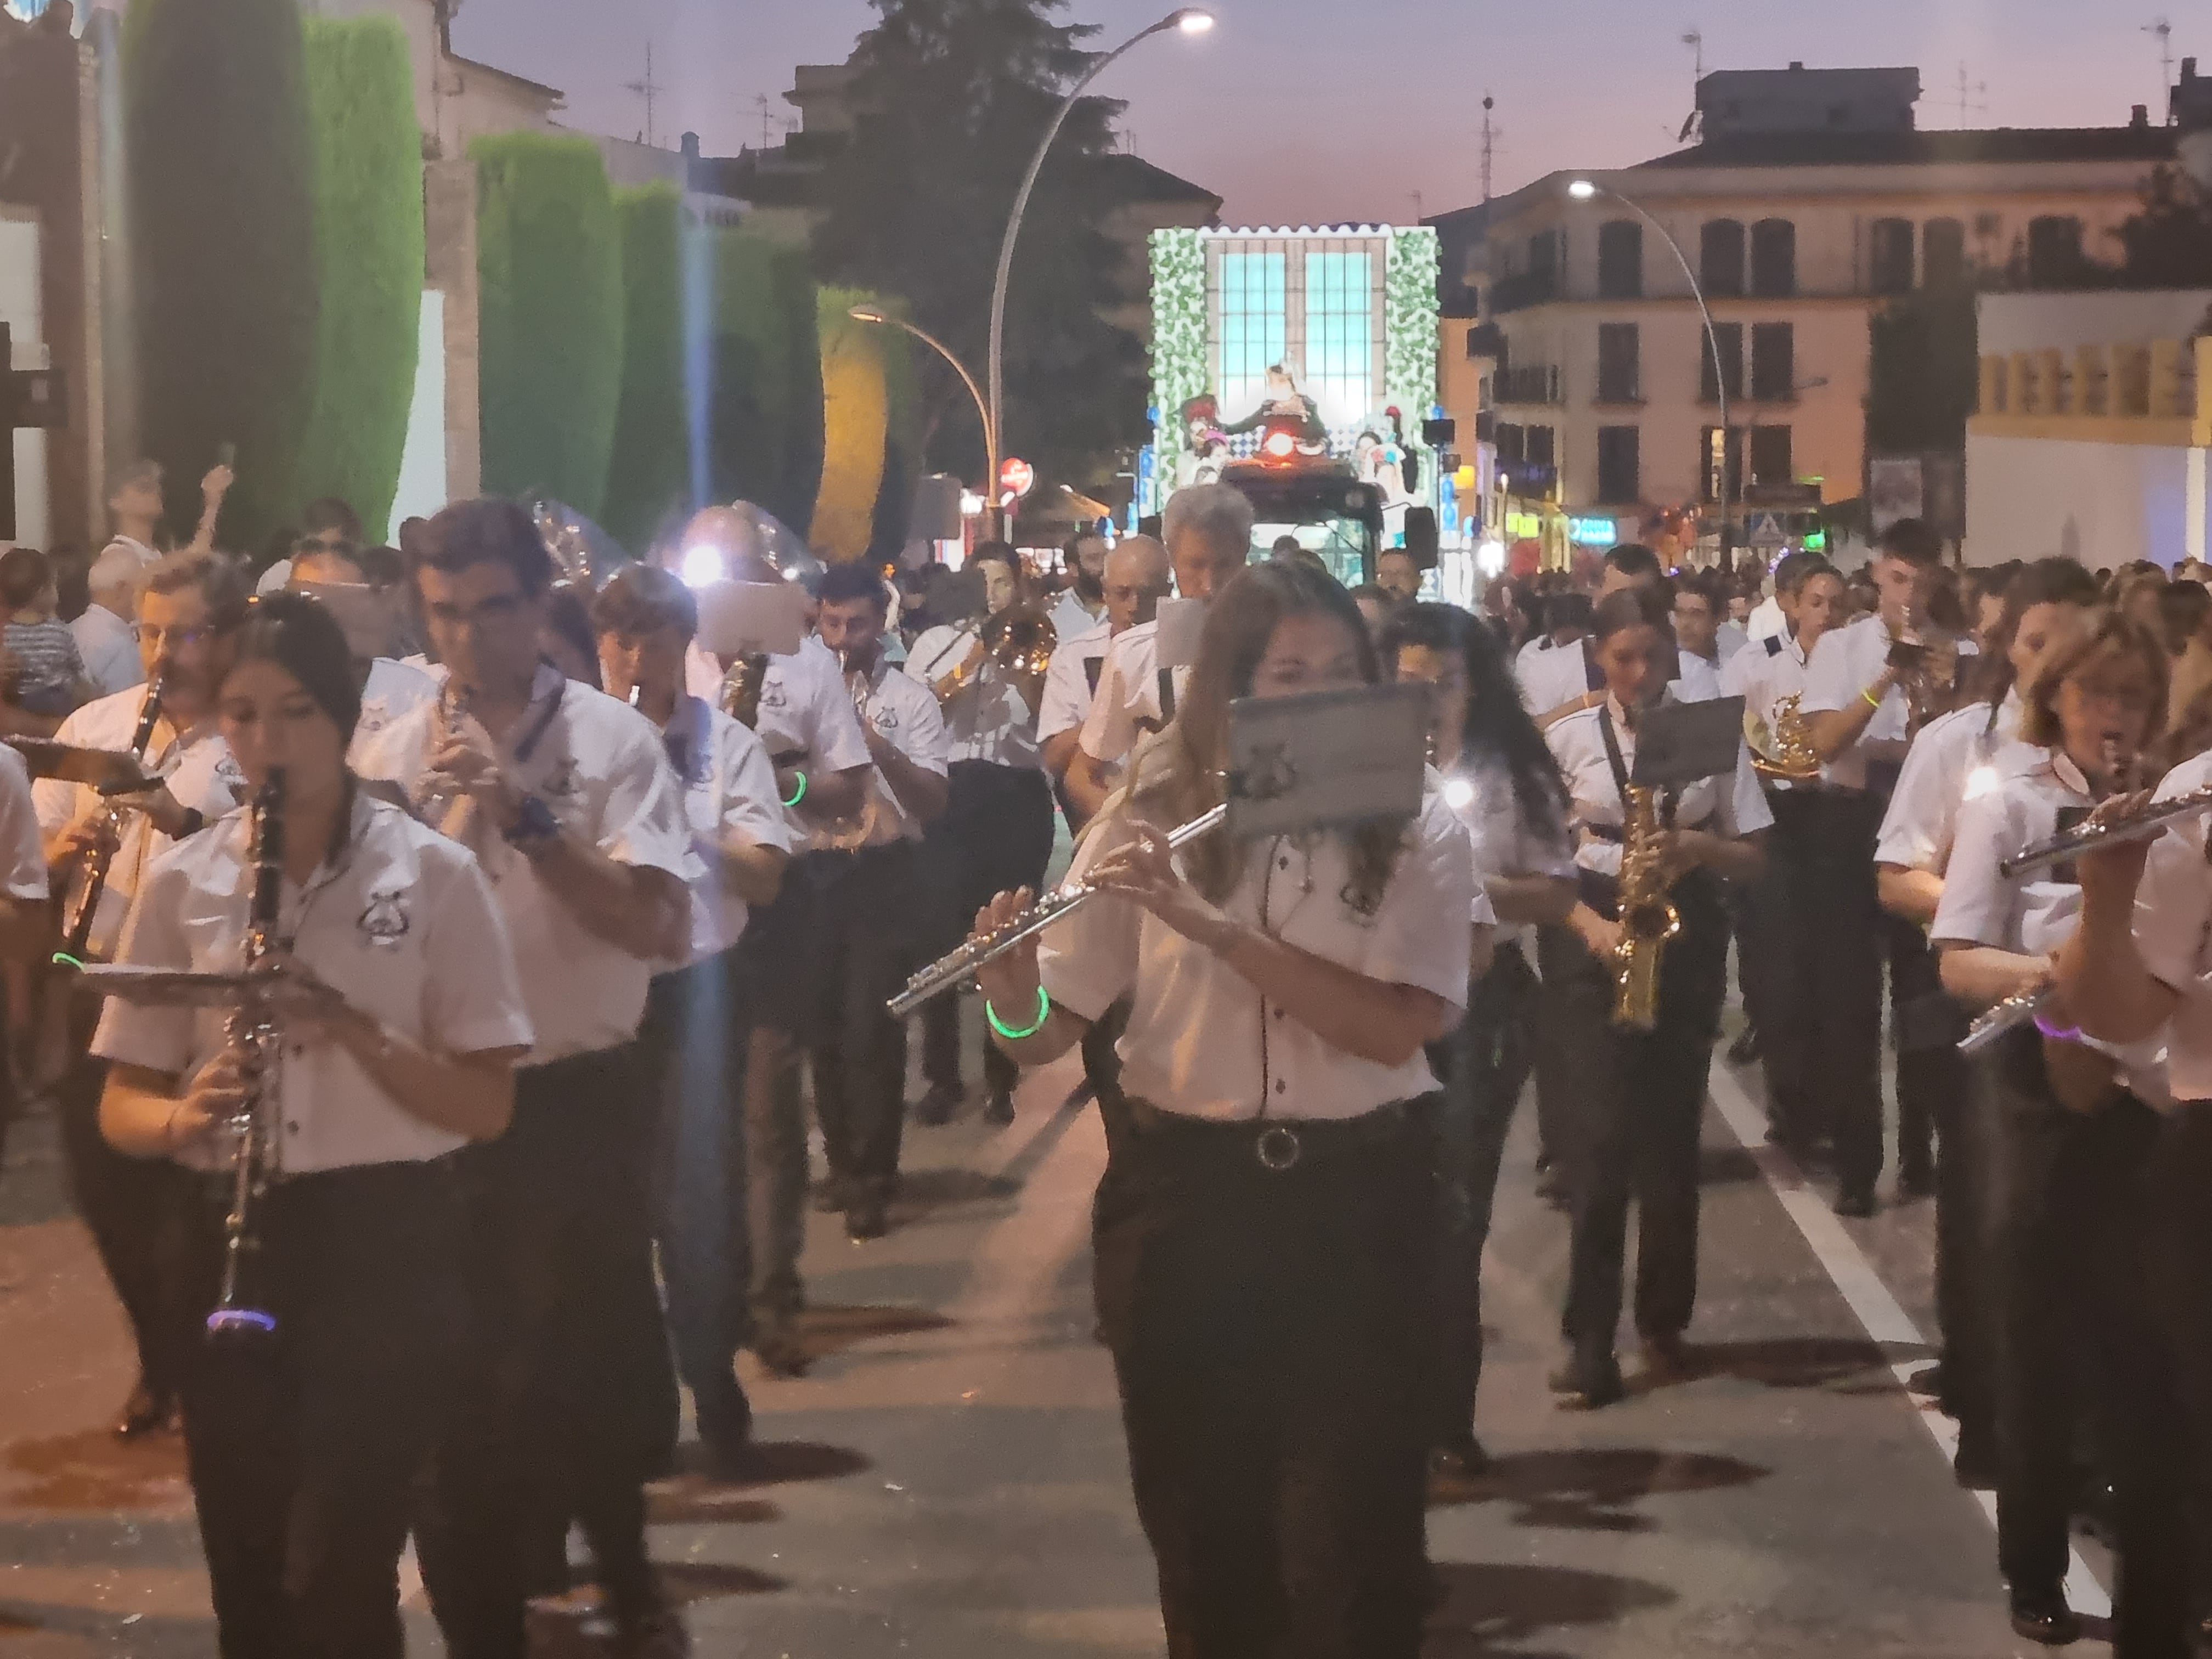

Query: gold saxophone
left=1751, top=694, right=1822, bottom=782
left=1611, top=784, right=1683, bottom=1032
left=719, top=654, right=769, bottom=729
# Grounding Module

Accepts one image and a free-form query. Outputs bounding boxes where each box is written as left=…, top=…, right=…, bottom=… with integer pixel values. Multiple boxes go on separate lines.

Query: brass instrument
left=982, top=604, right=1058, bottom=679
left=1611, top=784, right=1682, bottom=1032
left=58, top=668, right=167, bottom=963
left=719, top=654, right=769, bottom=729
left=208, top=769, right=287, bottom=1343
left=888, top=804, right=1229, bottom=1019
left=1750, top=694, right=1822, bottom=783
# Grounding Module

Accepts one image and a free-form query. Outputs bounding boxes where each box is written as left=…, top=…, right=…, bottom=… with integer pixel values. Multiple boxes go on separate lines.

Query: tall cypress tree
left=810, top=0, right=1148, bottom=492
left=126, top=0, right=318, bottom=550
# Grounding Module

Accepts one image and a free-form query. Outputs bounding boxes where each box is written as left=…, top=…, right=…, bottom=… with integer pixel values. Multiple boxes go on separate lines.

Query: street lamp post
left=1568, top=177, right=1734, bottom=570
left=986, top=7, right=1214, bottom=532
left=850, top=304, right=997, bottom=529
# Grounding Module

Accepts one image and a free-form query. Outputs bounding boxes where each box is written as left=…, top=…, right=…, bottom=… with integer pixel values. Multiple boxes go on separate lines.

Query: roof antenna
left=2146, top=18, right=2176, bottom=121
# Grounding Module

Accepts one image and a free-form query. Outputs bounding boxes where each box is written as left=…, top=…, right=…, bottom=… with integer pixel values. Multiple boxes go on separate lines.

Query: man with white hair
left=1039, top=534, right=1171, bottom=830
left=72, top=548, right=148, bottom=697
left=1063, top=483, right=1253, bottom=823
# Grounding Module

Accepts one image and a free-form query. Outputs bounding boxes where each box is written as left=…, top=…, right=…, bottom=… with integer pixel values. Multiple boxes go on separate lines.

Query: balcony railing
left=1974, top=338, right=2210, bottom=441
left=1496, top=365, right=1564, bottom=406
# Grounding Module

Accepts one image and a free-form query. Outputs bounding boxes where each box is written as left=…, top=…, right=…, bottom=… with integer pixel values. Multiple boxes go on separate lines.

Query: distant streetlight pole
left=1569, top=176, right=1734, bottom=568
left=850, top=304, right=997, bottom=523
left=986, top=7, right=1215, bottom=533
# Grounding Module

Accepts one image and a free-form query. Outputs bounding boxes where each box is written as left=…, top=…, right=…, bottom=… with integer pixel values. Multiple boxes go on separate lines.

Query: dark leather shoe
left=753, top=1319, right=810, bottom=1379
left=1429, top=1436, right=1490, bottom=1483
left=2007, top=1588, right=2079, bottom=1646
left=112, top=1383, right=173, bottom=1442
left=1833, top=1186, right=1876, bottom=1219
left=845, top=1195, right=888, bottom=1241
left=1548, top=1350, right=1623, bottom=1410
left=1725, top=1028, right=1760, bottom=1065
left=1952, top=1432, right=1998, bottom=1491
left=983, top=1089, right=1015, bottom=1126
left=1640, top=1330, right=1692, bottom=1381
left=911, top=1083, right=962, bottom=1126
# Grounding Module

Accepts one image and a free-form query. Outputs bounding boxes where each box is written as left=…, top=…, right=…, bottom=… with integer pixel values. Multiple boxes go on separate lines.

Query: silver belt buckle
left=1255, top=1124, right=1302, bottom=1173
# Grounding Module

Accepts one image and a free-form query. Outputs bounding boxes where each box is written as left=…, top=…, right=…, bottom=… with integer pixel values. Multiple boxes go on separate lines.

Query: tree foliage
left=812, top=288, right=894, bottom=562
left=125, top=0, right=318, bottom=549
left=2109, top=166, right=2212, bottom=290
left=1867, top=282, right=1979, bottom=456
left=603, top=183, right=689, bottom=555
left=701, top=230, right=822, bottom=535
left=810, top=0, right=1149, bottom=491
left=473, top=133, right=624, bottom=518
left=294, top=14, right=423, bottom=544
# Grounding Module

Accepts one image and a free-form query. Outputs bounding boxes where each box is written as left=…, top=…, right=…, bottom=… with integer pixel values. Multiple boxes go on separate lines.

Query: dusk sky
left=452, top=0, right=2187, bottom=226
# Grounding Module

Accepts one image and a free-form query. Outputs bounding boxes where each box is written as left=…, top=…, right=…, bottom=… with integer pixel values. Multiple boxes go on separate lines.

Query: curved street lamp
left=986, top=8, right=1215, bottom=530
left=850, top=303, right=998, bottom=523
left=1568, top=177, right=1734, bottom=568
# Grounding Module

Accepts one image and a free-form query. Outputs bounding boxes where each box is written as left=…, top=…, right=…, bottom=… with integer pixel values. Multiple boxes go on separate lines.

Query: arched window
left=1700, top=219, right=1746, bottom=298
left=1750, top=219, right=1797, bottom=297
left=1869, top=218, right=1916, bottom=295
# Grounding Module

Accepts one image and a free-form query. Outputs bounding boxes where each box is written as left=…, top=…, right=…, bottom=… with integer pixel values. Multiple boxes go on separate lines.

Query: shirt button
left=1273, top=1007, right=1285, bottom=1021
left=291, top=1046, right=305, bottom=1058
left=285, top=1122, right=300, bottom=1134
left=1274, top=1079, right=1288, bottom=1095
left=1278, top=855, right=1290, bottom=870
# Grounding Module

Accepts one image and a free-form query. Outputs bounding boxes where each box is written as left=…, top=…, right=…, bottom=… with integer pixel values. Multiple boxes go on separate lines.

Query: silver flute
left=887, top=803, right=1229, bottom=1020
left=1997, top=783, right=2212, bottom=878
left=1957, top=986, right=2055, bottom=1056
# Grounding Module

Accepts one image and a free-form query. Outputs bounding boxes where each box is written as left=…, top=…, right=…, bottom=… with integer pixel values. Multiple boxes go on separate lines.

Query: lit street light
left=986, top=8, right=1215, bottom=531
left=1568, top=176, right=1736, bottom=567
left=850, top=304, right=998, bottom=526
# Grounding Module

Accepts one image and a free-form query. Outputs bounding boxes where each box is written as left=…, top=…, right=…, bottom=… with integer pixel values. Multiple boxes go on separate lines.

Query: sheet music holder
left=1224, top=682, right=1429, bottom=841
left=1630, top=696, right=1748, bottom=790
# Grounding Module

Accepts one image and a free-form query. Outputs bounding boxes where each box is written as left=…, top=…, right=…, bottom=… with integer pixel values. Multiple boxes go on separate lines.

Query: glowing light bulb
left=1443, top=777, right=1477, bottom=811
left=1263, top=431, right=1296, bottom=459
left=1964, top=764, right=2001, bottom=802
left=680, top=545, right=725, bottom=589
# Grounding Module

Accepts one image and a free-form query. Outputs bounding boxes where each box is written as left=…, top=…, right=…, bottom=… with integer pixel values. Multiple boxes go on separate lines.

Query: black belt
left=1124, top=1096, right=1426, bottom=1173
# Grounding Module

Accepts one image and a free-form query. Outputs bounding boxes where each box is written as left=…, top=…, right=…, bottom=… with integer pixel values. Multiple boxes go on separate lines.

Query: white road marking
left=1706, top=1064, right=2113, bottom=1624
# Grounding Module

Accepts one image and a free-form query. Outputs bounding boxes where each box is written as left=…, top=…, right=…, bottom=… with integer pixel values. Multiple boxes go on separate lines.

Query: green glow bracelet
left=986, top=985, right=1051, bottom=1042
left=781, top=769, right=808, bottom=809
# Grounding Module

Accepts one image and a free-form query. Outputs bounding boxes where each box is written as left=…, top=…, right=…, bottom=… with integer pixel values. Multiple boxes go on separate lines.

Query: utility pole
left=2148, top=18, right=2176, bottom=118
left=1954, top=63, right=1988, bottom=128
left=625, top=43, right=665, bottom=149
left=1480, top=95, right=1496, bottom=202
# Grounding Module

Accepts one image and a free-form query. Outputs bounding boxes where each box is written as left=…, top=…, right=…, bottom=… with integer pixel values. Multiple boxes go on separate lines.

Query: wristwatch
left=502, top=793, right=561, bottom=852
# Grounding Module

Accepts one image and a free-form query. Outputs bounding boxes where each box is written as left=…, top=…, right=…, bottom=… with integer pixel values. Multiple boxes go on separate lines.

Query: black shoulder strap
left=1583, top=640, right=1605, bottom=693
left=1765, top=634, right=1784, bottom=657
left=1597, top=706, right=1633, bottom=808
left=1084, top=655, right=1105, bottom=696
left=1158, top=665, right=1177, bottom=721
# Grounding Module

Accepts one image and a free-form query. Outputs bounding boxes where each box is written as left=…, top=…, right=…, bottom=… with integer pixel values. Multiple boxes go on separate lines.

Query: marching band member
left=1384, top=602, right=1573, bottom=1480
left=36, top=549, right=254, bottom=1441
left=1064, top=482, right=1254, bottom=826
left=0, top=748, right=49, bottom=1177
left=1543, top=587, right=1770, bottom=1408
left=1720, top=553, right=1842, bottom=1152
left=973, top=561, right=1475, bottom=1655
left=281, top=541, right=440, bottom=761
left=1873, top=556, right=2097, bottom=1483
left=668, top=509, right=872, bottom=1370
left=907, top=544, right=1052, bottom=1127
left=1049, top=527, right=1111, bottom=641
left=592, top=565, right=792, bottom=1477
left=1800, top=518, right=1969, bottom=1215
left=1934, top=612, right=2179, bottom=1653
left=93, top=594, right=534, bottom=1659
left=353, top=499, right=693, bottom=1659
left=1523, top=545, right=1723, bottom=731
left=812, top=561, right=950, bottom=1235
left=1039, top=535, right=1171, bottom=835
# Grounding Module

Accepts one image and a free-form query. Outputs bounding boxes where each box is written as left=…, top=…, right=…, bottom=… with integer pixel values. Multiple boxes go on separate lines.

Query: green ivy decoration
left=1149, top=227, right=1209, bottom=462
left=1385, top=226, right=1441, bottom=426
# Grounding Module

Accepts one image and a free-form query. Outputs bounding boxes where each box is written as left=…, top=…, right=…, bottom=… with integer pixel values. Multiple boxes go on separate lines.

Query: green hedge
left=292, top=14, right=422, bottom=544
left=704, top=229, right=821, bottom=537
left=473, top=132, right=624, bottom=518
left=602, top=183, right=688, bottom=556
left=125, top=0, right=318, bottom=550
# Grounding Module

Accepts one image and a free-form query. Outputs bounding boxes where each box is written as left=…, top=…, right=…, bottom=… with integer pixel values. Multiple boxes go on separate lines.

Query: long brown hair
left=2018, top=610, right=2169, bottom=753
left=1128, top=562, right=1408, bottom=913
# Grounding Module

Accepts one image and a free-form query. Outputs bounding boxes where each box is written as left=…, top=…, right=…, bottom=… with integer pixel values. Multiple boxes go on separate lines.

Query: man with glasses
left=34, top=550, right=253, bottom=1441
left=255, top=497, right=363, bottom=595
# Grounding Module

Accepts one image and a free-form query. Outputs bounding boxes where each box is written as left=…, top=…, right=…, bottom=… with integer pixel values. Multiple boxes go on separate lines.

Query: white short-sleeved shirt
left=352, top=665, right=690, bottom=1062
left=2130, top=749, right=2212, bottom=1102
left=1721, top=631, right=1809, bottom=727
left=1712, top=622, right=1750, bottom=663
left=1039, top=622, right=1115, bottom=748
left=1050, top=588, right=1105, bottom=644
left=1079, top=620, right=1190, bottom=768
left=1932, top=746, right=2092, bottom=960
left=657, top=694, right=791, bottom=966
left=1547, top=694, right=1774, bottom=880
left=905, top=622, right=1041, bottom=771
left=34, top=689, right=249, bottom=958
left=1037, top=785, right=1477, bottom=1122
left=1746, top=594, right=1786, bottom=647
left=1801, top=614, right=1979, bottom=792
left=91, top=794, right=535, bottom=1173
left=837, top=658, right=951, bottom=850
left=0, top=747, right=50, bottom=903
left=351, top=657, right=439, bottom=768
left=1875, top=693, right=2021, bottom=874
left=71, top=604, right=144, bottom=698
left=101, top=535, right=161, bottom=573
left=1444, top=755, right=1576, bottom=946
left=1517, top=637, right=1724, bottom=720
left=684, top=636, right=873, bottom=842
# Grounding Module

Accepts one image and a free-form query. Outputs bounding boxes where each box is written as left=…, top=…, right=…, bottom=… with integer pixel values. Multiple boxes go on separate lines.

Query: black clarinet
left=57, top=668, right=167, bottom=963
left=207, top=769, right=286, bottom=1343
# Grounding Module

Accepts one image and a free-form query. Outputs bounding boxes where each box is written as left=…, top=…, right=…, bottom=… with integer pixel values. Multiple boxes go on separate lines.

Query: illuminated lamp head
left=1443, top=775, right=1477, bottom=811
left=1263, top=431, right=1297, bottom=460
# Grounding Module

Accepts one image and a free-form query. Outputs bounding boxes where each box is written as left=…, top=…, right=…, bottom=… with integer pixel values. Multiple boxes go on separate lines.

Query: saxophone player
left=1541, top=586, right=1769, bottom=1408
left=91, top=595, right=534, bottom=1659
left=35, top=549, right=252, bottom=1442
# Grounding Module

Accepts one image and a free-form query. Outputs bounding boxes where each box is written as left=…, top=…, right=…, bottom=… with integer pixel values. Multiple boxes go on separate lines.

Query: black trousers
left=809, top=840, right=922, bottom=1197
left=1543, top=871, right=1730, bottom=1357
left=640, top=949, right=752, bottom=1430
left=174, top=1161, right=466, bottom=1659
left=417, top=1048, right=675, bottom=1659
left=1094, top=1101, right=1438, bottom=1659
left=57, top=992, right=197, bottom=1404
left=2142, top=1101, right=2212, bottom=1632
left=1751, top=790, right=1824, bottom=1144
left=1801, top=790, right=1955, bottom=1190
left=1983, top=1041, right=2187, bottom=1655
left=920, top=761, right=1055, bottom=1100
left=1429, top=941, right=1537, bottom=1449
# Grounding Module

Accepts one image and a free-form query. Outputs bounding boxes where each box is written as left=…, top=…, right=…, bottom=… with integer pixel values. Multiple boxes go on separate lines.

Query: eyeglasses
left=136, top=623, right=213, bottom=651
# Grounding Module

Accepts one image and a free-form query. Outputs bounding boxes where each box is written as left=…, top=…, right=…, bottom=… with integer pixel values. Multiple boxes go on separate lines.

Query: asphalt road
left=0, top=1006, right=2098, bottom=1657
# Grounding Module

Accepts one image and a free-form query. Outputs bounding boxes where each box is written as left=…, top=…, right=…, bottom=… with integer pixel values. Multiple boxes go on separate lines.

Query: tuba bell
left=719, top=654, right=770, bottom=729
left=1750, top=694, right=1823, bottom=783
left=981, top=604, right=1057, bottom=679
